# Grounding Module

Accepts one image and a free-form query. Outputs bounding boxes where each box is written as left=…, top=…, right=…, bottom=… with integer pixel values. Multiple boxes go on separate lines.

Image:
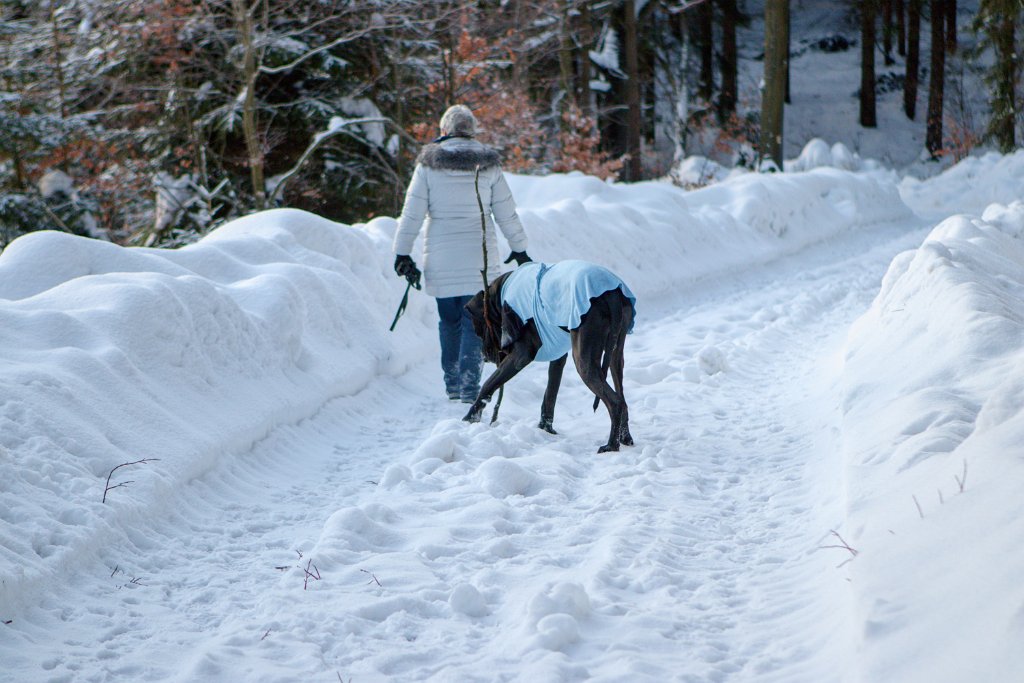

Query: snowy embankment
left=0, top=212, right=425, bottom=613
left=0, top=148, right=909, bottom=618
left=899, top=149, right=1024, bottom=220
left=841, top=196, right=1024, bottom=682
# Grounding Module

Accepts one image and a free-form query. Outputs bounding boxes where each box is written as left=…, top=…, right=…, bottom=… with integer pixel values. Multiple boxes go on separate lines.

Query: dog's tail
left=592, top=293, right=622, bottom=411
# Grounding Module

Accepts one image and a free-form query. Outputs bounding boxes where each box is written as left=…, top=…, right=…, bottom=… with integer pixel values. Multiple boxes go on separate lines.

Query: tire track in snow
left=9, top=220, right=928, bottom=682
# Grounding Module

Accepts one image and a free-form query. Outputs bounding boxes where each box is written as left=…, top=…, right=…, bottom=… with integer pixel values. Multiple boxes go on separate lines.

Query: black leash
left=388, top=279, right=420, bottom=332
left=474, top=164, right=504, bottom=424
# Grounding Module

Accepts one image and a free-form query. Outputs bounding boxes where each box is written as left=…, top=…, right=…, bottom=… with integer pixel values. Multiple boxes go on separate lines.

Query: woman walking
left=393, top=104, right=530, bottom=402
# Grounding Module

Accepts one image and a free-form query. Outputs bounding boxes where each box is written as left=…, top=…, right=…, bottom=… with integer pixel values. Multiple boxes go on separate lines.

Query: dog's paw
left=463, top=407, right=482, bottom=423
left=537, top=419, right=558, bottom=435
left=597, top=442, right=620, bottom=454
left=620, top=433, right=634, bottom=447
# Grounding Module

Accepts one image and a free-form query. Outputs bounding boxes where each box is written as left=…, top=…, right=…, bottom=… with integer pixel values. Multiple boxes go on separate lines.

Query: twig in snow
left=913, top=494, right=924, bottom=518
left=954, top=459, right=968, bottom=493
left=821, top=530, right=859, bottom=556
left=361, top=569, right=382, bottom=587
left=261, top=628, right=271, bottom=641
left=302, top=559, right=321, bottom=590
left=102, top=458, right=160, bottom=503
left=938, top=489, right=944, bottom=505
left=110, top=565, right=142, bottom=588
left=820, top=530, right=859, bottom=567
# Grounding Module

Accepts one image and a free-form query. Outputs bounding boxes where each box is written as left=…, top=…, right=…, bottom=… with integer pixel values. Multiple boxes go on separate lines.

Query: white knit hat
left=439, top=104, right=477, bottom=137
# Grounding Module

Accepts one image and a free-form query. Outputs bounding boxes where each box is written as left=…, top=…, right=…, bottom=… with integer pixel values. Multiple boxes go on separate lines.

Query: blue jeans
left=436, top=295, right=483, bottom=402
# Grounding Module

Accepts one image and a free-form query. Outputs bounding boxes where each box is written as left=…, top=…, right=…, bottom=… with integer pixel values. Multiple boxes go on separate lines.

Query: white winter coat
left=393, top=137, right=528, bottom=299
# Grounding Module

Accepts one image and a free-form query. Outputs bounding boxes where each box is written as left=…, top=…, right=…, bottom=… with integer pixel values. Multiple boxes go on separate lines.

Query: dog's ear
left=464, top=292, right=486, bottom=340
left=500, top=303, right=524, bottom=348
left=464, top=291, right=484, bottom=322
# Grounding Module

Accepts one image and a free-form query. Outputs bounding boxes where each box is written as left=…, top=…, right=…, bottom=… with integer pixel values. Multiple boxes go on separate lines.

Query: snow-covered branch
left=268, top=116, right=408, bottom=203
left=259, top=28, right=372, bottom=75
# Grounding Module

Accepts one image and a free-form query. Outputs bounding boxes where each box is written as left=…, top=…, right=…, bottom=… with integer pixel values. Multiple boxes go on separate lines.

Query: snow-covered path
left=7, top=217, right=929, bottom=683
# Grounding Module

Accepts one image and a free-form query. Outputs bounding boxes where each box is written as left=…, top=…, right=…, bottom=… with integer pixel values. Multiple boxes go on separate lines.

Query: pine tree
left=972, top=0, right=1020, bottom=152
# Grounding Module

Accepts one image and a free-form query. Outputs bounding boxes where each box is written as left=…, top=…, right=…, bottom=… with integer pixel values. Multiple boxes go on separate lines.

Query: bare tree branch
left=102, top=458, right=160, bottom=503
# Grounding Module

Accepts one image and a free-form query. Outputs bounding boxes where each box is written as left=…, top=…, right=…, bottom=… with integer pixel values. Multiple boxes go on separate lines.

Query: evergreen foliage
left=971, top=0, right=1021, bottom=152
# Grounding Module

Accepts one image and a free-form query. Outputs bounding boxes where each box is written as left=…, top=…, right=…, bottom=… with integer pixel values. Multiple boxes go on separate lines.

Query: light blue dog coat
left=500, top=260, right=636, bottom=362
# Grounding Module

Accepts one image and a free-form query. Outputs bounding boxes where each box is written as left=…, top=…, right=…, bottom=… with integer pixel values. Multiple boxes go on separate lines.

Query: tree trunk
left=391, top=53, right=405, bottom=210
left=945, top=0, right=957, bottom=53
left=48, top=5, right=67, bottom=120
left=579, top=1, right=594, bottom=116
left=697, top=0, right=714, bottom=102
left=761, top=0, right=788, bottom=169
left=784, top=5, right=791, bottom=103
left=718, top=0, right=738, bottom=120
left=925, top=0, right=947, bottom=157
left=896, top=0, right=906, bottom=56
left=860, top=0, right=877, bottom=127
left=2, top=40, right=27, bottom=188
left=904, top=0, right=921, bottom=119
left=233, top=0, right=266, bottom=207
left=622, top=0, right=642, bottom=181
left=987, top=0, right=1017, bottom=152
left=558, top=0, right=576, bottom=114
left=882, top=0, right=895, bottom=64
left=673, top=9, right=690, bottom=160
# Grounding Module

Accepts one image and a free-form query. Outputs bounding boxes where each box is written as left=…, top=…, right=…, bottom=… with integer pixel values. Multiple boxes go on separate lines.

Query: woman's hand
left=504, top=251, right=531, bottom=266
left=394, top=255, right=422, bottom=288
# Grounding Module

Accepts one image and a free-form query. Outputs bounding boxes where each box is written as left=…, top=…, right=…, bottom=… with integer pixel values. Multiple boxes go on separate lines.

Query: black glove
left=394, top=254, right=421, bottom=289
left=504, top=251, right=531, bottom=266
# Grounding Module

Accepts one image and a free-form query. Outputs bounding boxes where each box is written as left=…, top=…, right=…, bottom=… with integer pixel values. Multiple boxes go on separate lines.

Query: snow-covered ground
left=3, top=145, right=1024, bottom=682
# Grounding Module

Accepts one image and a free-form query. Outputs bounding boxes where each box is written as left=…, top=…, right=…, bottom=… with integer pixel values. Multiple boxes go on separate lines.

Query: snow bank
left=0, top=209, right=436, bottom=612
left=0, top=164, right=912, bottom=616
left=899, top=148, right=1024, bottom=220
left=841, top=200, right=1024, bottom=683
left=509, top=162, right=911, bottom=299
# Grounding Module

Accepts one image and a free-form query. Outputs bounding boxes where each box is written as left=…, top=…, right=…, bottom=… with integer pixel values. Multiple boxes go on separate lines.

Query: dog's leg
left=463, top=343, right=535, bottom=423
left=572, top=320, right=624, bottom=453
left=610, top=303, right=633, bottom=447
left=611, top=347, right=632, bottom=446
left=538, top=354, right=567, bottom=434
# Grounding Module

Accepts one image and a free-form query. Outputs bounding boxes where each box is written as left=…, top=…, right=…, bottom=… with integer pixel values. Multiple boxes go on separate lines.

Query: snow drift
left=842, top=199, right=1024, bottom=682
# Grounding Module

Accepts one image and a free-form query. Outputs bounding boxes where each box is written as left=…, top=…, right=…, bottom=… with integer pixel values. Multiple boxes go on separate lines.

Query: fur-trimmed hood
left=417, top=137, right=502, bottom=172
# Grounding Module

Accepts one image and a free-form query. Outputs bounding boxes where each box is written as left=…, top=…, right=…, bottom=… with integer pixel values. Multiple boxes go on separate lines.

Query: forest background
left=0, top=0, right=1020, bottom=250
